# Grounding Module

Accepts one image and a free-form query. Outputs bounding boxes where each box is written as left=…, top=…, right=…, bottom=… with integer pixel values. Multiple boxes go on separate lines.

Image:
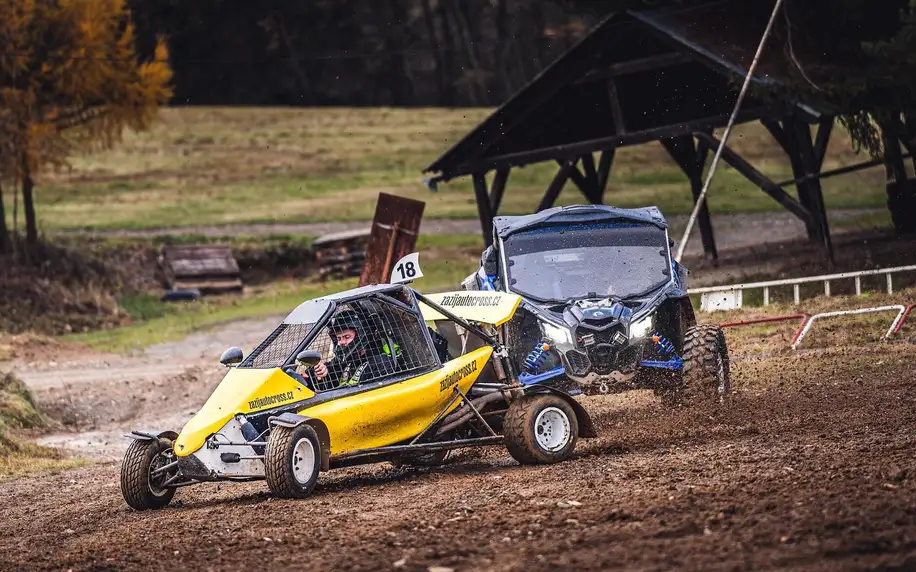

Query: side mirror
left=295, top=349, right=322, bottom=368
left=482, top=246, right=499, bottom=275
left=219, top=347, right=244, bottom=367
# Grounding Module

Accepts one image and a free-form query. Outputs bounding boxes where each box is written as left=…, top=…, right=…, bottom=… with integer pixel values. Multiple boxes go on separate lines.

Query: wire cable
left=675, top=0, right=786, bottom=262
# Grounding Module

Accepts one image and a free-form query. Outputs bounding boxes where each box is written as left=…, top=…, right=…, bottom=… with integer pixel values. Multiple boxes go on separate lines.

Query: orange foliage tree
left=0, top=0, right=173, bottom=252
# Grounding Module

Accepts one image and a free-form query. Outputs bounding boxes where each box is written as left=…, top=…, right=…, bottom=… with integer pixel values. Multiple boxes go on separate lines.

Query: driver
left=301, top=309, right=398, bottom=388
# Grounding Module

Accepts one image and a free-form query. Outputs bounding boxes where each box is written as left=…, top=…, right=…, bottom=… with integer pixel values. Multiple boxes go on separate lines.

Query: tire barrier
left=718, top=314, right=810, bottom=346
left=791, top=305, right=907, bottom=350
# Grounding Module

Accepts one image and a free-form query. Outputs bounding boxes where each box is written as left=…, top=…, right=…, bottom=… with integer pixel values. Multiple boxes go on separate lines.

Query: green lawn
left=1, top=107, right=891, bottom=232
left=66, top=242, right=482, bottom=353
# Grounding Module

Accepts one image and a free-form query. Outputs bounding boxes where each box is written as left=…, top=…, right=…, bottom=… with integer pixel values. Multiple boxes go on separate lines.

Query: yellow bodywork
left=175, top=346, right=493, bottom=458
left=419, top=291, right=521, bottom=326
left=175, top=368, right=314, bottom=456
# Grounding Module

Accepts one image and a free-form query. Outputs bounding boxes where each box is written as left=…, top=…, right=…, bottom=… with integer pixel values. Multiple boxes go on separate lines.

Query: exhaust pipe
left=434, top=391, right=506, bottom=437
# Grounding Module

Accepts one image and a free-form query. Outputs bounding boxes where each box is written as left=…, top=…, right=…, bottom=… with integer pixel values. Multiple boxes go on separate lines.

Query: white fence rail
left=689, top=265, right=916, bottom=312
left=791, top=305, right=906, bottom=350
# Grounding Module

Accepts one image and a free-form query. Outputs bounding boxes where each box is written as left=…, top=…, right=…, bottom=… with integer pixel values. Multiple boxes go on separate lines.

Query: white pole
left=675, top=0, right=787, bottom=262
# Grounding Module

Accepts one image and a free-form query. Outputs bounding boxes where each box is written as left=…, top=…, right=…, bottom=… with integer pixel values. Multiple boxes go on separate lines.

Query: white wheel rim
left=534, top=407, right=571, bottom=452
left=292, top=437, right=316, bottom=485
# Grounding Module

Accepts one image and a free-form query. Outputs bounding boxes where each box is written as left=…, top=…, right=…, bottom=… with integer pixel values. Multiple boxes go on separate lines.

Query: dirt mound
left=0, top=372, right=63, bottom=469
left=0, top=236, right=319, bottom=336
left=0, top=239, right=131, bottom=335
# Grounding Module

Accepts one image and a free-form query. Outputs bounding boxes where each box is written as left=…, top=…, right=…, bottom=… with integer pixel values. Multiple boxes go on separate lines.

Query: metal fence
left=689, top=264, right=916, bottom=312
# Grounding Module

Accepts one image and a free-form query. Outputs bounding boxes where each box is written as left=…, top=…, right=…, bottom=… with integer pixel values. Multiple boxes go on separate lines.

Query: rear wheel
left=264, top=424, right=321, bottom=499
left=120, top=436, right=178, bottom=511
left=504, top=394, right=578, bottom=465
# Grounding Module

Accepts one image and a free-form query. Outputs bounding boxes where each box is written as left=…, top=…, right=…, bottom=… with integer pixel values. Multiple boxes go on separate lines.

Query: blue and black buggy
left=462, top=204, right=731, bottom=406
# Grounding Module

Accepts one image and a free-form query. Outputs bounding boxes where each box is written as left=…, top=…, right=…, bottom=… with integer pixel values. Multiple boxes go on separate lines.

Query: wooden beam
left=607, top=78, right=626, bottom=135
left=695, top=132, right=814, bottom=226
left=596, top=148, right=615, bottom=194
left=813, top=117, right=834, bottom=170
left=761, top=119, right=791, bottom=152
left=580, top=153, right=602, bottom=203
left=472, top=172, right=495, bottom=246
left=538, top=161, right=575, bottom=212
left=447, top=107, right=776, bottom=178
left=788, top=118, right=833, bottom=262
left=575, top=52, right=694, bottom=84
left=489, top=167, right=510, bottom=213
left=566, top=163, right=595, bottom=203
left=557, top=159, right=601, bottom=205
left=774, top=154, right=911, bottom=187
left=661, top=136, right=717, bottom=259
left=773, top=119, right=819, bottom=240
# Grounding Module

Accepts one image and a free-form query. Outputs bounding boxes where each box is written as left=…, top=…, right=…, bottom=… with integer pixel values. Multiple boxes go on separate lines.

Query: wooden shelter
left=422, top=6, right=874, bottom=261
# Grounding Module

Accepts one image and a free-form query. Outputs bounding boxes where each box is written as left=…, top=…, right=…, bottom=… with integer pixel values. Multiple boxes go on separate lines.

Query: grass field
left=66, top=237, right=482, bottom=353
left=0, top=107, right=894, bottom=232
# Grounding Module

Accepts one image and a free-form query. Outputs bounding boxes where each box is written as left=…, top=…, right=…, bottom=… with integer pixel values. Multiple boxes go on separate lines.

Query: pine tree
left=0, top=0, right=173, bottom=251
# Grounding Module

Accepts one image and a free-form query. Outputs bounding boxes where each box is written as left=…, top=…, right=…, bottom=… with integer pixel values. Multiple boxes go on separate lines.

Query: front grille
left=588, top=344, right=617, bottom=374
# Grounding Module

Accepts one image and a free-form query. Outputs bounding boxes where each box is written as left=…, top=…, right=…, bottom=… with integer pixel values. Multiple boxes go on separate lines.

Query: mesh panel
left=298, top=298, right=438, bottom=392
left=241, top=323, right=315, bottom=369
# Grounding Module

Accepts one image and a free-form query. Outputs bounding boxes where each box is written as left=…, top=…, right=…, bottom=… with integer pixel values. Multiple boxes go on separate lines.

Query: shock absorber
left=524, top=341, right=551, bottom=373
left=651, top=333, right=676, bottom=357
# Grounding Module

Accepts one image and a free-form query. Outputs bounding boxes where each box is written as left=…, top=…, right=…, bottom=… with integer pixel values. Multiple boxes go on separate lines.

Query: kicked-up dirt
left=1, top=318, right=915, bottom=570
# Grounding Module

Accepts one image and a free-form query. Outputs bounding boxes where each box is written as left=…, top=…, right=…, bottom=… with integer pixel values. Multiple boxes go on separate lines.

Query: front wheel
left=503, top=394, right=579, bottom=465
left=264, top=424, right=321, bottom=499
left=120, top=436, right=178, bottom=511
left=664, top=324, right=731, bottom=407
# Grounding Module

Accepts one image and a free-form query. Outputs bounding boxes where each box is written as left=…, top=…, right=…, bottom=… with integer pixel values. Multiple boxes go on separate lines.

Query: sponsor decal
left=439, top=359, right=479, bottom=392
left=248, top=391, right=294, bottom=410
left=438, top=294, right=503, bottom=308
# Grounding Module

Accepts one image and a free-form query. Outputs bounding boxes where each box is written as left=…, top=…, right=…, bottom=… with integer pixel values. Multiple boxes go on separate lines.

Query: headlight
left=629, top=314, right=654, bottom=339
left=540, top=320, right=572, bottom=345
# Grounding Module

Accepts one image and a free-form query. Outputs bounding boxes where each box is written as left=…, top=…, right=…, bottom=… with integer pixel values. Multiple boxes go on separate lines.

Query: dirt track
left=3, top=320, right=916, bottom=570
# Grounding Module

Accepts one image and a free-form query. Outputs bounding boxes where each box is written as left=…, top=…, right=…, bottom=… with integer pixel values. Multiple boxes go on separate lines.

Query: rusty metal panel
left=161, top=244, right=243, bottom=294
left=358, top=193, right=425, bottom=286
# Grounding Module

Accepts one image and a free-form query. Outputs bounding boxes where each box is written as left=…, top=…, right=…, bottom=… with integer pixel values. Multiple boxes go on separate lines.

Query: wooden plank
left=358, top=193, right=425, bottom=286
left=161, top=244, right=242, bottom=293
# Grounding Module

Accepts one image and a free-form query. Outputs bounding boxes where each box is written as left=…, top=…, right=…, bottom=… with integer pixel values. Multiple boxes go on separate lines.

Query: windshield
left=502, top=222, right=671, bottom=302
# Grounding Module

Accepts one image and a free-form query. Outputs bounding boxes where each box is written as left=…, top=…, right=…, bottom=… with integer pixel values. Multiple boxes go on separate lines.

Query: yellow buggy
left=120, top=254, right=596, bottom=510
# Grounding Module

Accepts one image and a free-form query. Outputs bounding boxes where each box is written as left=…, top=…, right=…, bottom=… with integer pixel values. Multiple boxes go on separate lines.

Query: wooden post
left=472, top=172, right=495, bottom=246
left=661, top=135, right=717, bottom=260
left=596, top=148, right=615, bottom=197
left=787, top=118, right=833, bottom=262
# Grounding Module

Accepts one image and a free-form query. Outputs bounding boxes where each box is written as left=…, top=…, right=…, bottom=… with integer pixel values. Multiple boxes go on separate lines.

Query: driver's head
left=327, top=310, right=373, bottom=361
left=333, top=328, right=357, bottom=346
